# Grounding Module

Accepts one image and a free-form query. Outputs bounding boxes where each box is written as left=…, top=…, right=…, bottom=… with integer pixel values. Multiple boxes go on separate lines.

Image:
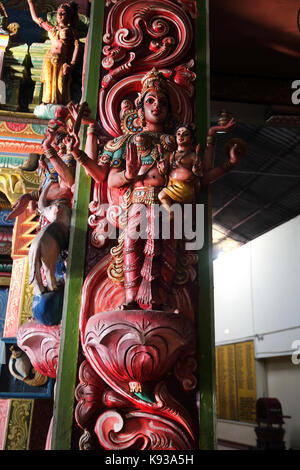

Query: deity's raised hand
left=67, top=134, right=80, bottom=156
left=42, top=128, right=56, bottom=150
left=125, top=142, right=141, bottom=180
left=62, top=63, right=71, bottom=76
left=67, top=101, right=93, bottom=127
left=6, top=193, right=32, bottom=220
left=208, top=117, right=236, bottom=136
left=228, top=138, right=247, bottom=166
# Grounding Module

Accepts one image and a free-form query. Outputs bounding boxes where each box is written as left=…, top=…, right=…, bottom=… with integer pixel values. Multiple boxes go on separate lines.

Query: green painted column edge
left=50, top=0, right=105, bottom=450
left=195, top=0, right=217, bottom=450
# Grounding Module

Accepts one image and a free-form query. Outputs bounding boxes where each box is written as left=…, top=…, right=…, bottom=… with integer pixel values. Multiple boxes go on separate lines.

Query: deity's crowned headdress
left=137, top=68, right=168, bottom=104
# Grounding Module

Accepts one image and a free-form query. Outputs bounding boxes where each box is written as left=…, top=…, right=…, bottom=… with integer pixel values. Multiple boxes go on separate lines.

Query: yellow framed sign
left=216, top=341, right=256, bottom=423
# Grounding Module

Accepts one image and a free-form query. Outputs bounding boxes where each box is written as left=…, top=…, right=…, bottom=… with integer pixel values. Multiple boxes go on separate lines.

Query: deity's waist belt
left=47, top=51, right=67, bottom=65
left=131, top=186, right=161, bottom=205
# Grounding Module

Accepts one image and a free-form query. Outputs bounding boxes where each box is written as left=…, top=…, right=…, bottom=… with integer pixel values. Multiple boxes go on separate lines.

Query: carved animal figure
left=9, top=345, right=48, bottom=387
left=9, top=345, right=31, bottom=380
left=28, top=181, right=71, bottom=295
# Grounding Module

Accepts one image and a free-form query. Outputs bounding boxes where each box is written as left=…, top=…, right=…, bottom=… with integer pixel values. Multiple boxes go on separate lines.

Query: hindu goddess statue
left=27, top=0, right=79, bottom=105
left=72, top=69, right=179, bottom=310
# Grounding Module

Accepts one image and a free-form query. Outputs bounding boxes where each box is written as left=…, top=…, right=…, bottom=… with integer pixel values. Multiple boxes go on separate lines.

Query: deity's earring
left=138, top=109, right=146, bottom=128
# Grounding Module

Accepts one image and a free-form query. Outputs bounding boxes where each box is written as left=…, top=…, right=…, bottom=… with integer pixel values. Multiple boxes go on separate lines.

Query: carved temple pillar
left=49, top=0, right=216, bottom=451
left=196, top=0, right=217, bottom=449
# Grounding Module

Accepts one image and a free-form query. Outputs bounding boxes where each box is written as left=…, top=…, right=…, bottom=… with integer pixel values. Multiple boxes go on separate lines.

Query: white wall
left=251, top=215, right=300, bottom=335
left=214, top=243, right=254, bottom=344
left=214, top=215, right=300, bottom=356
left=217, top=420, right=257, bottom=447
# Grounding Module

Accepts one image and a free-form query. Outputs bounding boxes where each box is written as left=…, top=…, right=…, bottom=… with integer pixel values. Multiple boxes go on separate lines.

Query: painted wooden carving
left=73, top=0, right=245, bottom=450
left=17, top=319, right=60, bottom=379
left=28, top=180, right=71, bottom=295
left=70, top=0, right=245, bottom=450
left=73, top=70, right=200, bottom=449
left=8, top=345, right=48, bottom=386
left=12, top=0, right=247, bottom=450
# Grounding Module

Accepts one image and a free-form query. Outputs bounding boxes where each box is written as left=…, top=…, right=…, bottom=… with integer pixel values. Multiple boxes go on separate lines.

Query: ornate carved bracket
left=17, top=319, right=61, bottom=378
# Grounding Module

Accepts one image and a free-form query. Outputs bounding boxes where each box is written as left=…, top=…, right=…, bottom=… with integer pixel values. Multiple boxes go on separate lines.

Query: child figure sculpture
left=158, top=124, right=201, bottom=212
left=159, top=122, right=247, bottom=213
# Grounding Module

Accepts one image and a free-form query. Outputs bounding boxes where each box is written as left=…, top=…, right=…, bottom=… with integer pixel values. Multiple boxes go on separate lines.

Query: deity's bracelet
left=31, top=190, right=40, bottom=201
left=120, top=170, right=131, bottom=184
left=206, top=135, right=215, bottom=145
left=87, top=124, right=97, bottom=135
left=44, top=148, right=57, bottom=160
left=221, top=160, right=233, bottom=172
left=75, top=150, right=88, bottom=164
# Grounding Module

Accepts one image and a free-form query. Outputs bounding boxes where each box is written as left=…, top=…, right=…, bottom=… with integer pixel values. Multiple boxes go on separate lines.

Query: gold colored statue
left=27, top=0, right=79, bottom=105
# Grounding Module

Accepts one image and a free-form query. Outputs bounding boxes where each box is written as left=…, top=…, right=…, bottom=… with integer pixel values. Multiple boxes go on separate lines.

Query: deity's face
left=176, top=127, right=193, bottom=148
left=57, top=7, right=69, bottom=27
left=143, top=90, right=169, bottom=127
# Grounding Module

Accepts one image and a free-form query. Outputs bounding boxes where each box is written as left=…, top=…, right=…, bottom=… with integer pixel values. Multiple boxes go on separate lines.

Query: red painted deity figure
left=71, top=68, right=246, bottom=311
left=72, top=69, right=178, bottom=309
left=14, top=0, right=248, bottom=448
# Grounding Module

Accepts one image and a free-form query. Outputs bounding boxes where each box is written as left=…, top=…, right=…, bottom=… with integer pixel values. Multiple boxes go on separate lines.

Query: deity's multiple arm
left=85, top=123, right=99, bottom=161
left=0, top=2, right=8, bottom=19
left=27, top=0, right=48, bottom=28
left=42, top=129, right=75, bottom=189
left=201, top=140, right=246, bottom=185
left=202, top=117, right=236, bottom=172
left=70, top=124, right=109, bottom=184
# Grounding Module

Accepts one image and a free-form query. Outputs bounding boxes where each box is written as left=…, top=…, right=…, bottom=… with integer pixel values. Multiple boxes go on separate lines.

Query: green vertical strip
left=51, top=0, right=104, bottom=450
left=196, top=0, right=217, bottom=450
